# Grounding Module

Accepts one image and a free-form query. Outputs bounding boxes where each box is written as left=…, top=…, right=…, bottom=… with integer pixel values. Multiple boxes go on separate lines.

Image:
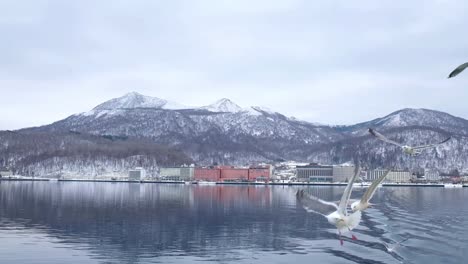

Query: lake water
left=0, top=181, right=467, bottom=264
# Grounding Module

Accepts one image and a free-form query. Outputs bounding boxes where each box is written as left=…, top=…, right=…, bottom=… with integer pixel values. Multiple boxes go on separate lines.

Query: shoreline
left=0, top=178, right=464, bottom=187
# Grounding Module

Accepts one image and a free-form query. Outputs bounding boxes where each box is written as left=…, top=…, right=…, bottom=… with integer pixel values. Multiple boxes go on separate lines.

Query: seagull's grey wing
left=413, top=136, right=451, bottom=150
left=361, top=170, right=389, bottom=203
left=334, top=198, right=359, bottom=206
left=338, top=166, right=360, bottom=215
left=448, top=62, right=468, bottom=78
left=368, top=128, right=403, bottom=147
left=296, top=190, right=337, bottom=216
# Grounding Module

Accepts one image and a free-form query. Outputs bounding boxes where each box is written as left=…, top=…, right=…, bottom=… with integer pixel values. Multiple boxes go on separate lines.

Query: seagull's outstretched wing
left=360, top=170, right=390, bottom=204
left=413, top=136, right=452, bottom=150
left=448, top=62, right=468, bottom=78
left=296, top=190, right=337, bottom=217
left=368, top=128, right=403, bottom=147
left=333, top=198, right=359, bottom=205
left=338, top=166, right=361, bottom=215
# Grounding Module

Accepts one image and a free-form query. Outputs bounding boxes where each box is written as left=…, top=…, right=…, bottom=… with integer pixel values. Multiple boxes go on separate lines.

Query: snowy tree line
left=0, top=131, right=192, bottom=177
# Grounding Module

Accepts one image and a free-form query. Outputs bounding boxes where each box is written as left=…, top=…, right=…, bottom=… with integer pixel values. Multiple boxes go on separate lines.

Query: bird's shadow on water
left=338, top=235, right=407, bottom=263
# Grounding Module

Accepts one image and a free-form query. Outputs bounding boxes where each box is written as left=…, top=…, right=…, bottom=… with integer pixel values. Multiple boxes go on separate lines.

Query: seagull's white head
left=351, top=201, right=373, bottom=212
left=326, top=211, right=343, bottom=225
left=351, top=200, right=360, bottom=212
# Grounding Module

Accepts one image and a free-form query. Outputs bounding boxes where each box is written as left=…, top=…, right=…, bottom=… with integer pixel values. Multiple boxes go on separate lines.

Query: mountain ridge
left=6, top=92, right=468, bottom=175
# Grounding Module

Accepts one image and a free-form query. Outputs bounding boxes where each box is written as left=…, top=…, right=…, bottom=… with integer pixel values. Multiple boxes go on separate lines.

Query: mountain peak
left=345, top=107, right=468, bottom=136
left=123, top=91, right=144, bottom=98
left=92, top=92, right=189, bottom=111
left=376, top=108, right=450, bottom=127
left=201, top=98, right=243, bottom=113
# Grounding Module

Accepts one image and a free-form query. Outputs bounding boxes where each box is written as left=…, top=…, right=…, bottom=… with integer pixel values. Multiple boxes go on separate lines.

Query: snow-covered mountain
left=27, top=92, right=343, bottom=164
left=341, top=108, right=468, bottom=136
left=90, top=92, right=190, bottom=112
left=200, top=98, right=244, bottom=113
left=8, top=93, right=468, bottom=175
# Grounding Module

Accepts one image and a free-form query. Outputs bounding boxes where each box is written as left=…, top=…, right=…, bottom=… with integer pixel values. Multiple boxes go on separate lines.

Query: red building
left=220, top=168, right=249, bottom=181
left=194, top=165, right=271, bottom=182
left=194, top=168, right=220, bottom=182
left=248, top=166, right=271, bottom=181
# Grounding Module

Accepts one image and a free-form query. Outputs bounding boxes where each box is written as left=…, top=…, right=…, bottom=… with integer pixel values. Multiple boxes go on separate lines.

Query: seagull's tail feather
left=337, top=211, right=362, bottom=233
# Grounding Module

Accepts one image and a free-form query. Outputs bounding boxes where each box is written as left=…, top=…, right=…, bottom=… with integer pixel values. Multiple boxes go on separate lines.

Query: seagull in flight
left=296, top=167, right=362, bottom=245
left=448, top=62, right=468, bottom=78
left=351, top=170, right=390, bottom=212
left=368, top=128, right=451, bottom=156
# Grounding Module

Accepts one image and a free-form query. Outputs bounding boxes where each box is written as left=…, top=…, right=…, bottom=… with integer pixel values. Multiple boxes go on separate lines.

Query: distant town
left=157, top=162, right=466, bottom=184
left=2, top=161, right=465, bottom=185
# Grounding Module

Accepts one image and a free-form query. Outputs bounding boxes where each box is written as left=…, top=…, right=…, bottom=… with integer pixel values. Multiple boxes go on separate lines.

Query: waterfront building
left=194, top=167, right=221, bottom=182
left=193, top=165, right=271, bottom=182
left=160, top=166, right=194, bottom=181
left=129, top=167, right=146, bottom=180
left=296, top=164, right=333, bottom=182
left=387, top=171, right=411, bottom=183
left=364, top=169, right=412, bottom=183
left=0, top=170, right=12, bottom=177
left=248, top=166, right=271, bottom=182
left=332, top=165, right=355, bottom=182
left=424, top=169, right=440, bottom=182
left=367, top=169, right=388, bottom=181
left=220, top=168, right=249, bottom=181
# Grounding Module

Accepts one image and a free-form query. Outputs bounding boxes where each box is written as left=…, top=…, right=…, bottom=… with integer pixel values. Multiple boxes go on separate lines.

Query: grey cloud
left=1, top=0, right=468, bottom=129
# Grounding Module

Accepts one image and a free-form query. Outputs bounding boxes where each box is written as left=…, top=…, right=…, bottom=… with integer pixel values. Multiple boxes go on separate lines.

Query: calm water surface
left=1, top=181, right=467, bottom=264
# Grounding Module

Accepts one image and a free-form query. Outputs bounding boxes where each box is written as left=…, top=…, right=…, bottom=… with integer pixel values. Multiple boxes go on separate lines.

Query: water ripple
left=0, top=182, right=467, bottom=263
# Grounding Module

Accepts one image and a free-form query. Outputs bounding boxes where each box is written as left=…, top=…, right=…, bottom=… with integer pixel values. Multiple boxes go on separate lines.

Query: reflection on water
left=0, top=182, right=467, bottom=264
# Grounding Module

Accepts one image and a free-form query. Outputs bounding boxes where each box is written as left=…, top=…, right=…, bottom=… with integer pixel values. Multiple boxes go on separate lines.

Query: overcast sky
left=1, top=0, right=467, bottom=130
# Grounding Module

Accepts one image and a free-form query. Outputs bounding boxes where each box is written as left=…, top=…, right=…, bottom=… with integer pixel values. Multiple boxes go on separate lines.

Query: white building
left=129, top=167, right=146, bottom=180
left=332, top=165, right=355, bottom=182
left=0, top=170, right=13, bottom=177
left=296, top=164, right=333, bottom=182
left=387, top=171, right=411, bottom=183
left=424, top=169, right=440, bottom=182
left=366, top=169, right=411, bottom=183
left=367, top=169, right=388, bottom=181
left=159, top=166, right=194, bottom=181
